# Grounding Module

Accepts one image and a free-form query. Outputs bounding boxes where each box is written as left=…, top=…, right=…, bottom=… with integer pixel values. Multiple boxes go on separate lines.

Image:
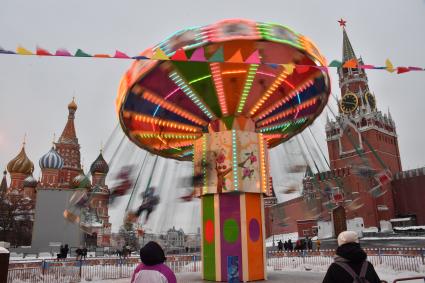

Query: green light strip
left=189, top=74, right=212, bottom=85
left=202, top=135, right=208, bottom=194
left=236, top=64, right=259, bottom=114
left=259, top=117, right=307, bottom=133
left=232, top=130, right=238, bottom=190
left=169, top=71, right=215, bottom=119
left=258, top=23, right=302, bottom=50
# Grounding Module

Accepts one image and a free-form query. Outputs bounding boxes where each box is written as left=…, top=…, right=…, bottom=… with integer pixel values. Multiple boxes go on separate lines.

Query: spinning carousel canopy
left=117, top=19, right=331, bottom=161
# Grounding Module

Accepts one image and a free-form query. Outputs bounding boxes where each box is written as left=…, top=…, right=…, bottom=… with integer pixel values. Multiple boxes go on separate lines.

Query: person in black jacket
left=323, top=231, right=381, bottom=283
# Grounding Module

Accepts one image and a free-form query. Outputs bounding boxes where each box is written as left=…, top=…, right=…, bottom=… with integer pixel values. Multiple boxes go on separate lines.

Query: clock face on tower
left=340, top=92, right=358, bottom=113
left=365, top=91, right=376, bottom=110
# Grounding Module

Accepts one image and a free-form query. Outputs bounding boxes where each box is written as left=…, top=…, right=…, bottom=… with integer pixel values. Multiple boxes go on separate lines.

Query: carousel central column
left=194, top=119, right=270, bottom=282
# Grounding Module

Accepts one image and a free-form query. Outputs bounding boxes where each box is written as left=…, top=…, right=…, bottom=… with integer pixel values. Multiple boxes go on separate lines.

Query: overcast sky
left=1, top=0, right=424, bottom=233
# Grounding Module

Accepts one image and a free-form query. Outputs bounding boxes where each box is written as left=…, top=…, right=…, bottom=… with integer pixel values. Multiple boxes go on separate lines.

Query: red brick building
left=392, top=168, right=425, bottom=225
left=266, top=23, right=424, bottom=237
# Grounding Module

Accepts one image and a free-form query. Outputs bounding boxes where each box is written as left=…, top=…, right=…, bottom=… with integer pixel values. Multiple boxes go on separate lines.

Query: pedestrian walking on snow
left=322, top=231, right=381, bottom=283
left=131, top=241, right=176, bottom=283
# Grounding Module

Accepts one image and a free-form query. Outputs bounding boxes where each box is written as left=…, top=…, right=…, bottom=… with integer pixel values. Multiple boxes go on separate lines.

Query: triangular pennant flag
left=190, top=47, right=206, bottom=62
left=329, top=60, right=342, bottom=68
left=0, top=46, right=15, bottom=54
left=397, top=67, right=410, bottom=74
left=55, top=49, right=72, bottom=56
left=227, top=49, right=244, bottom=63
left=208, top=46, right=224, bottom=62
left=170, top=48, right=188, bottom=61
left=408, top=66, right=423, bottom=71
left=385, top=59, right=395, bottom=73
left=244, top=50, right=261, bottom=64
left=132, top=55, right=149, bottom=60
left=75, top=49, right=92, bottom=57
left=94, top=54, right=111, bottom=58
left=295, top=65, right=310, bottom=74
left=16, top=46, right=33, bottom=55
left=359, top=64, right=375, bottom=69
left=36, top=47, right=52, bottom=56
left=282, top=63, right=295, bottom=75
left=114, top=50, right=130, bottom=58
left=342, top=58, right=357, bottom=68
left=151, top=48, right=169, bottom=60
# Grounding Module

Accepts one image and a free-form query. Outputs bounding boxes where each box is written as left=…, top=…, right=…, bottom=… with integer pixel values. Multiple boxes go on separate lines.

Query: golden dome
left=68, top=98, right=78, bottom=111
left=7, top=146, right=34, bottom=175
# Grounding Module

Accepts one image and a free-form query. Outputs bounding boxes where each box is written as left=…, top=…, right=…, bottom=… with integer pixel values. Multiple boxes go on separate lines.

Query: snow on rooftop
left=0, top=247, right=9, bottom=254
left=393, top=226, right=425, bottom=231
left=390, top=218, right=412, bottom=222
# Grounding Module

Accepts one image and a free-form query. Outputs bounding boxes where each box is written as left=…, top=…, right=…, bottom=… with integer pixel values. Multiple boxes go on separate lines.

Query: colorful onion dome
left=39, top=147, right=64, bottom=170
left=90, top=152, right=109, bottom=174
left=72, top=172, right=91, bottom=189
left=7, top=146, right=34, bottom=174
left=68, top=98, right=78, bottom=111
left=23, top=175, right=38, bottom=188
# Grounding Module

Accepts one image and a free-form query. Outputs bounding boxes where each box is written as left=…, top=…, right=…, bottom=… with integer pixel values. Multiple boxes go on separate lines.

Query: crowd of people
left=276, top=237, right=320, bottom=252
left=56, top=244, right=69, bottom=260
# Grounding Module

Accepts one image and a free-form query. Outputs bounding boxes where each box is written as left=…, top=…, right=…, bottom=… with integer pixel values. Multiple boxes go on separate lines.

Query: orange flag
left=343, top=58, right=358, bottom=68
left=227, top=49, right=244, bottom=63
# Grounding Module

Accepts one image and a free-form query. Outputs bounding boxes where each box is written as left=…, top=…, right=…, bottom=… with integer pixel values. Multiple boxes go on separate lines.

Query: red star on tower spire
left=338, top=18, right=347, bottom=27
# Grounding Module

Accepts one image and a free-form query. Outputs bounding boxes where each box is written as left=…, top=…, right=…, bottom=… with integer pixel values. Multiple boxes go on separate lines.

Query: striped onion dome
left=7, top=146, right=34, bottom=174
left=90, top=152, right=109, bottom=174
left=23, top=175, right=38, bottom=188
left=39, top=147, right=64, bottom=170
left=71, top=172, right=91, bottom=189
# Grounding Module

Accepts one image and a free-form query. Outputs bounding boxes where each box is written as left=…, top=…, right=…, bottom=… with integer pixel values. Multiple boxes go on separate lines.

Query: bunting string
left=0, top=45, right=423, bottom=74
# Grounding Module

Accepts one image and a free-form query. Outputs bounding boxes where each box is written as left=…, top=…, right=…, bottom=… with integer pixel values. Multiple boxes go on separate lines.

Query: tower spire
left=339, top=19, right=357, bottom=63
left=58, top=98, right=78, bottom=144
left=0, top=170, right=7, bottom=193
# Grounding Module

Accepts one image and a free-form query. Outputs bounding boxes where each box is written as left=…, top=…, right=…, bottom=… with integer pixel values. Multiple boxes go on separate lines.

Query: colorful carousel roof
left=117, top=19, right=331, bottom=161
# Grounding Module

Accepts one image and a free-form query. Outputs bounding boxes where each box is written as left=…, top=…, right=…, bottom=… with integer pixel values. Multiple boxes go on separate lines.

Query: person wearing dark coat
left=322, top=231, right=381, bottom=283
left=63, top=244, right=69, bottom=259
left=287, top=239, right=293, bottom=251
left=75, top=247, right=83, bottom=260
left=277, top=240, right=283, bottom=251
left=82, top=247, right=88, bottom=259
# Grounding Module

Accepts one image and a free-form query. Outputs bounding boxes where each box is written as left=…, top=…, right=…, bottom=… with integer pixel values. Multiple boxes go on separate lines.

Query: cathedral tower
left=55, top=98, right=82, bottom=187
left=325, top=21, right=402, bottom=226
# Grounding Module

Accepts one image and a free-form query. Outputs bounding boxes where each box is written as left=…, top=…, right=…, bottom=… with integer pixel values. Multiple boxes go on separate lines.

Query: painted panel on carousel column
left=205, top=131, right=234, bottom=193
left=202, top=195, right=216, bottom=280
left=245, top=193, right=264, bottom=280
left=219, top=193, right=242, bottom=281
left=236, top=131, right=262, bottom=193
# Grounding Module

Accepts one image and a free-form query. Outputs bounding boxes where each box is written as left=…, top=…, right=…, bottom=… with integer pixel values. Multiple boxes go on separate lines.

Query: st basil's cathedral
left=0, top=99, right=111, bottom=247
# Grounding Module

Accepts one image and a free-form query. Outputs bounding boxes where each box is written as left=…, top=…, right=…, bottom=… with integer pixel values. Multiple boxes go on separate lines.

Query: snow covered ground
left=79, top=269, right=425, bottom=283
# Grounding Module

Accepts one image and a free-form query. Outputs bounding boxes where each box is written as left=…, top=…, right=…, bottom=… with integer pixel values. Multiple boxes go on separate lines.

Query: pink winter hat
left=337, top=231, right=359, bottom=246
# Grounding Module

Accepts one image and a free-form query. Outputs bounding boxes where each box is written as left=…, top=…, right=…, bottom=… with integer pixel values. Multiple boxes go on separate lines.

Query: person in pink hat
left=322, top=231, right=381, bottom=283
